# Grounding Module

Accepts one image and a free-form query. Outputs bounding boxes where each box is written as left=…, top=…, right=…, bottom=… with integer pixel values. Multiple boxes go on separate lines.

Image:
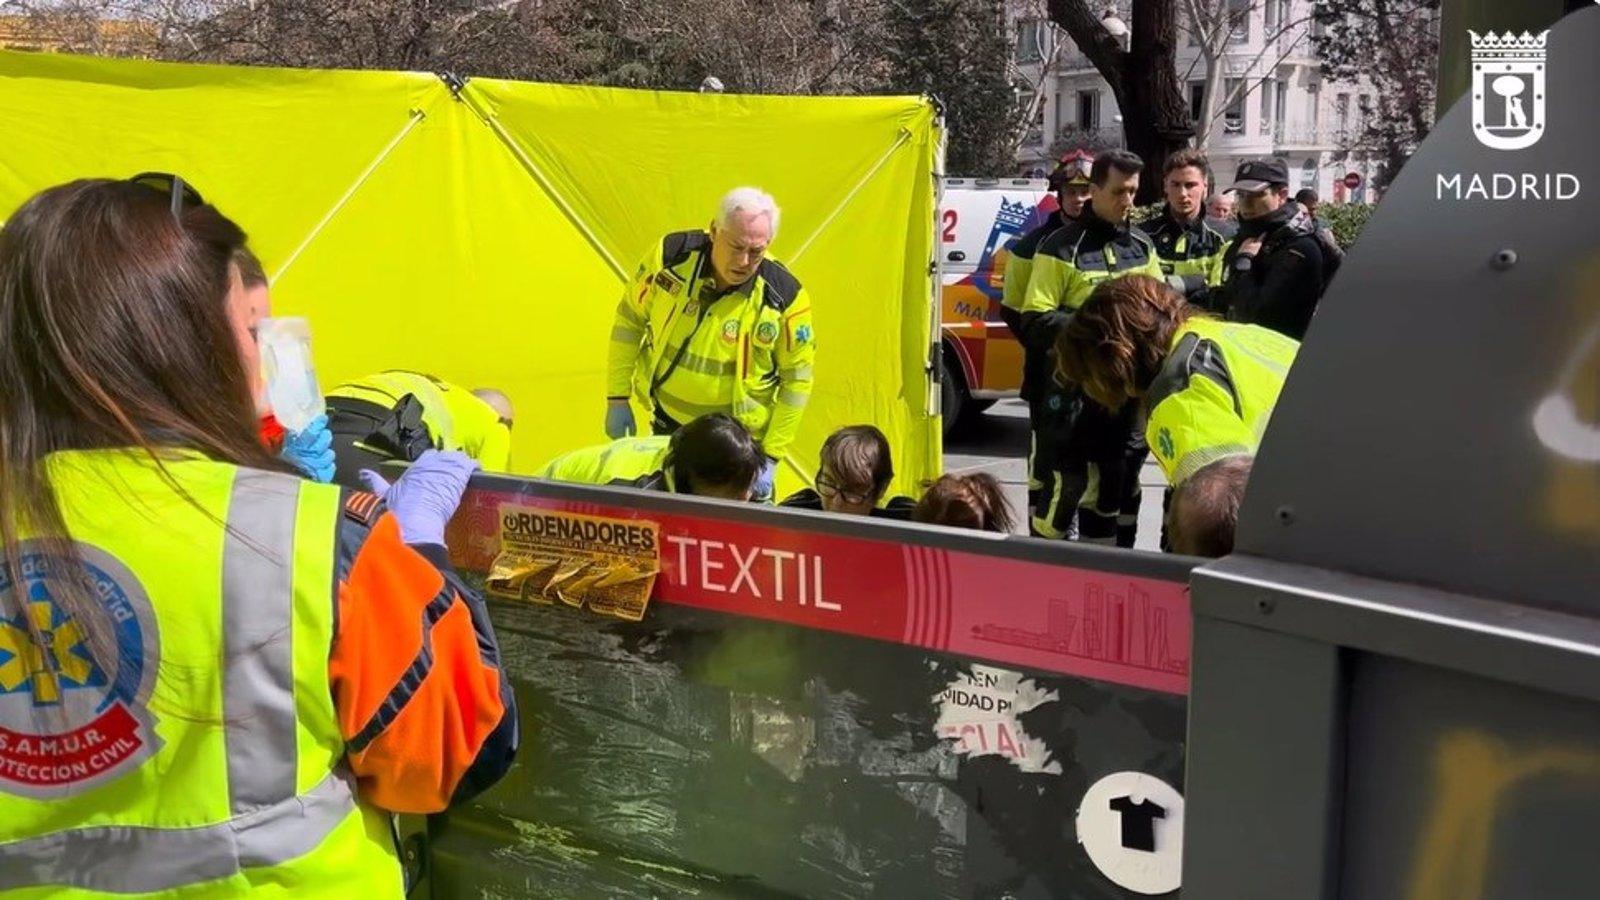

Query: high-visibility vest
left=1145, top=317, right=1299, bottom=484
left=0, top=450, right=402, bottom=897
left=1020, top=216, right=1165, bottom=316
left=539, top=436, right=675, bottom=492
left=606, top=231, right=816, bottom=458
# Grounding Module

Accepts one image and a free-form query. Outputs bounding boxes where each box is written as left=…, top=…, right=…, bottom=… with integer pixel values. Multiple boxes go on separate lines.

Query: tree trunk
left=1124, top=0, right=1195, bottom=202
left=1048, top=0, right=1194, bottom=204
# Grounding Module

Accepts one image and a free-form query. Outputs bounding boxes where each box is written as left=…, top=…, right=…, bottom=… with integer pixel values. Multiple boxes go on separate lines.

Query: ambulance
left=937, top=177, right=1054, bottom=432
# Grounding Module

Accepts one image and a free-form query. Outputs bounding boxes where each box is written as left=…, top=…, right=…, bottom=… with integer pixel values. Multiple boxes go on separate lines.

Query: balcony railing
left=1271, top=122, right=1354, bottom=148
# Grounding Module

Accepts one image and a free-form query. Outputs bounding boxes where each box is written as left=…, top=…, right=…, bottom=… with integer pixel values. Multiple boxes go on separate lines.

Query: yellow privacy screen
left=0, top=51, right=941, bottom=497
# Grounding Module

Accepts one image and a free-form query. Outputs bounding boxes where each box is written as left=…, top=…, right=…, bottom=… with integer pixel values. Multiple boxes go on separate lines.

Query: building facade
left=1009, top=0, right=1381, bottom=203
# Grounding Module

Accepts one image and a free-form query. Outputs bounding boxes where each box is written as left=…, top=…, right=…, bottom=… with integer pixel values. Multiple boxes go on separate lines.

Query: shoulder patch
left=661, top=230, right=710, bottom=268
left=342, top=489, right=384, bottom=527
left=758, top=259, right=802, bottom=312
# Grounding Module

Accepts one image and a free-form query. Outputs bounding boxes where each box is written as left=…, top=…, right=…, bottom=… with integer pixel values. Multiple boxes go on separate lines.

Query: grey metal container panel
left=1184, top=6, right=1600, bottom=899
left=1238, top=6, right=1600, bottom=617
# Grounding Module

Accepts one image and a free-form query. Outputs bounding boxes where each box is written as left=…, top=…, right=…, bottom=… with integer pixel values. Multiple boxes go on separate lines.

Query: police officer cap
left=1230, top=158, right=1290, bottom=192
left=1049, top=150, right=1095, bottom=189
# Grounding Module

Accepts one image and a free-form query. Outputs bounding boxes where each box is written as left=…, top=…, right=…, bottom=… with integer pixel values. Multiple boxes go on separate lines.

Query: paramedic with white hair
left=605, top=186, right=816, bottom=502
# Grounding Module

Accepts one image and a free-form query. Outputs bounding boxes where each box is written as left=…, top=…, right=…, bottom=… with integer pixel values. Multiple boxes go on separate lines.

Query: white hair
left=716, top=187, right=780, bottom=237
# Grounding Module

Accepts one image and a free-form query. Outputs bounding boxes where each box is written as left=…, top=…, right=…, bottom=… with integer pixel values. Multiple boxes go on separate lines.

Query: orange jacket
left=327, top=490, right=517, bottom=812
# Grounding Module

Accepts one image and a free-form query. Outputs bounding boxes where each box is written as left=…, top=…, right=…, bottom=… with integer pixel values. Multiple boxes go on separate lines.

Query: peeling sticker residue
left=933, top=664, right=1061, bottom=774
left=508, top=820, right=601, bottom=863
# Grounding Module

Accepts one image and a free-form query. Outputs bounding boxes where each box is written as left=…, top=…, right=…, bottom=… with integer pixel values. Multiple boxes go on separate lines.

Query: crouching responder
left=0, top=177, right=517, bottom=895
left=542, top=413, right=766, bottom=501
left=326, top=370, right=513, bottom=485
left=605, top=187, right=816, bottom=503
left=1053, top=274, right=1298, bottom=489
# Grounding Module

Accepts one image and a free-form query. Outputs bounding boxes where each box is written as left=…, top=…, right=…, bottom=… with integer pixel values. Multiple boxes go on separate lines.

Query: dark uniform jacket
left=1215, top=202, right=1326, bottom=340
left=1001, top=210, right=1067, bottom=403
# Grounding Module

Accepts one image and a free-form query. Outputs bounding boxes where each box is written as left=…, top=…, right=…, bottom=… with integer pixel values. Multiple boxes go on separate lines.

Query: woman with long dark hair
left=0, top=177, right=516, bottom=894
left=1053, top=274, right=1298, bottom=487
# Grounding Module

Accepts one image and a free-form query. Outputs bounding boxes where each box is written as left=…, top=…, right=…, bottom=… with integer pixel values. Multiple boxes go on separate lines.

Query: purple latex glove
left=358, top=449, right=479, bottom=546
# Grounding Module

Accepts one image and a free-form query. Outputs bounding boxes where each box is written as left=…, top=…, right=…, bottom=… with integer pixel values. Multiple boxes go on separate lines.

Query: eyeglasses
left=816, top=473, right=872, bottom=506
left=129, top=172, right=204, bottom=217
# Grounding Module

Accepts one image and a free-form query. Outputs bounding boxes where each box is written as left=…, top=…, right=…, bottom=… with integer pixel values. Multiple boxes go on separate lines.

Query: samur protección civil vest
left=0, top=450, right=401, bottom=898
left=1144, top=317, right=1299, bottom=485
left=606, top=231, right=816, bottom=459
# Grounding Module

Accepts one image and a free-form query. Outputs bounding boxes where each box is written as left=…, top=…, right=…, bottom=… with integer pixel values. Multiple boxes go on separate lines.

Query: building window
left=1265, top=0, right=1279, bottom=30
left=1224, top=79, right=1245, bottom=133
left=1054, top=91, right=1066, bottom=136
left=1078, top=90, right=1100, bottom=129
left=1307, top=81, right=1321, bottom=130
left=1016, top=19, right=1044, bottom=63
left=1228, top=0, right=1252, bottom=44
left=1258, top=80, right=1274, bottom=135
left=1335, top=92, right=1350, bottom=136
left=1189, top=81, right=1206, bottom=122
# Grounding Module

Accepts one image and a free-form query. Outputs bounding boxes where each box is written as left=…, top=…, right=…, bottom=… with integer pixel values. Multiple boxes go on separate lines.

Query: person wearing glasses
left=540, top=413, right=765, bottom=501
left=779, top=425, right=915, bottom=520
left=0, top=176, right=517, bottom=894
left=604, top=187, right=816, bottom=503
left=325, top=370, right=514, bottom=486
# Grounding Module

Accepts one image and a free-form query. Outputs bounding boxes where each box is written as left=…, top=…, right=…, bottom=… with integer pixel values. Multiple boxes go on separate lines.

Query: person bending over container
left=913, top=473, right=1016, bottom=534
left=540, top=413, right=765, bottom=501
left=0, top=176, right=517, bottom=896
left=326, top=370, right=514, bottom=485
left=1053, top=274, right=1297, bottom=489
left=604, top=187, right=816, bottom=503
left=1167, top=454, right=1254, bottom=558
left=780, top=425, right=916, bottom=519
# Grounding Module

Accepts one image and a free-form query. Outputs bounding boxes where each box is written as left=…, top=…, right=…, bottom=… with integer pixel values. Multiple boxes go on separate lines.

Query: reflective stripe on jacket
left=1144, top=318, right=1299, bottom=484
left=606, top=231, right=816, bottom=458
left=0, top=451, right=514, bottom=896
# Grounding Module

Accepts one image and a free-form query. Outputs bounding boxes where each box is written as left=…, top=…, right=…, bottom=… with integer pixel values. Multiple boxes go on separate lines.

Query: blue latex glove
left=281, top=414, right=335, bottom=483
left=605, top=399, right=636, bottom=439
left=358, top=450, right=479, bottom=546
left=752, top=456, right=778, bottom=503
